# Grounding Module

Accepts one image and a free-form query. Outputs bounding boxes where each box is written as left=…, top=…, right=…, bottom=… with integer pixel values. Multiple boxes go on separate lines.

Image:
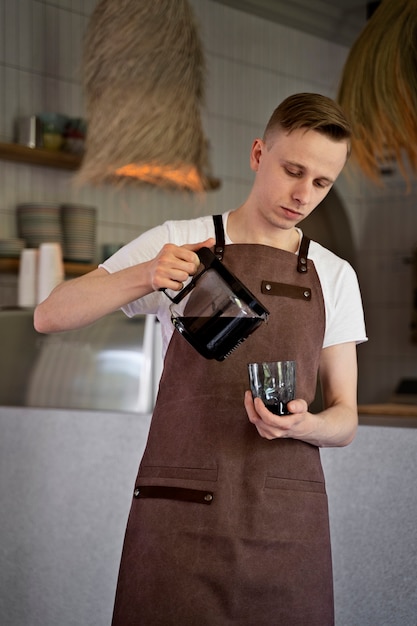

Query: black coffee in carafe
left=165, top=247, right=269, bottom=361
left=173, top=315, right=263, bottom=361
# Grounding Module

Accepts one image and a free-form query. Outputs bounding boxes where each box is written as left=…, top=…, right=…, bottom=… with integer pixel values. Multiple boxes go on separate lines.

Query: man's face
left=249, top=127, right=349, bottom=231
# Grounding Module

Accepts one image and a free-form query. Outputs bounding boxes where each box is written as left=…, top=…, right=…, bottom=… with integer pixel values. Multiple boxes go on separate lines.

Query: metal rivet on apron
left=303, top=290, right=310, bottom=298
left=204, top=493, right=213, bottom=502
left=265, top=283, right=272, bottom=291
left=134, top=487, right=140, bottom=497
left=300, top=257, right=307, bottom=264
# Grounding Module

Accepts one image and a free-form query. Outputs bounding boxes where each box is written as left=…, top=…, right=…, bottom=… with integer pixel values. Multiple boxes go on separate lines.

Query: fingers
left=151, top=245, right=193, bottom=291
left=151, top=238, right=215, bottom=292
left=244, top=390, right=296, bottom=440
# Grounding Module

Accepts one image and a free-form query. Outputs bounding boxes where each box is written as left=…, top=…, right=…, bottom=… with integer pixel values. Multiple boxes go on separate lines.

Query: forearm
left=34, top=263, right=154, bottom=333
left=298, top=402, right=358, bottom=448
left=313, top=342, right=359, bottom=447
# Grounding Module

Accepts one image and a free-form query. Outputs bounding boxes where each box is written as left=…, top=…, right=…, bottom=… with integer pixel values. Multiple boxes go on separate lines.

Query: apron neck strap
left=212, top=214, right=311, bottom=273
left=297, top=235, right=311, bottom=273
left=213, top=214, right=225, bottom=260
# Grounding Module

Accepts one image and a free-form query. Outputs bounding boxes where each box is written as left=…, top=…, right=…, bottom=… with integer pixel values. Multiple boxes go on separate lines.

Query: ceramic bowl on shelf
left=16, top=203, right=63, bottom=248
left=61, top=204, right=96, bottom=262
left=0, top=238, right=25, bottom=258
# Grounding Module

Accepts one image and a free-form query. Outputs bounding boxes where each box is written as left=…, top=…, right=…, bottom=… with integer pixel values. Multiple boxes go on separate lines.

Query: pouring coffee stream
left=161, top=247, right=269, bottom=361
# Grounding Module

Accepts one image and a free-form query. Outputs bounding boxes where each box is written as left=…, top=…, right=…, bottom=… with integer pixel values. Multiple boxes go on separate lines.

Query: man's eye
left=285, top=168, right=300, bottom=177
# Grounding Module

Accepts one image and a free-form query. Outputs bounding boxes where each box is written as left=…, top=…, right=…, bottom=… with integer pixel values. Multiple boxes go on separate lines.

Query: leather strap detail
left=133, top=485, right=214, bottom=505
left=261, top=281, right=312, bottom=301
left=297, top=235, right=311, bottom=273
left=213, top=214, right=225, bottom=260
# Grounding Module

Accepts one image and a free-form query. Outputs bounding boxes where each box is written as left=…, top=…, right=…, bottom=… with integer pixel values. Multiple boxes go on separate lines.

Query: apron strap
left=297, top=235, right=311, bottom=273
left=213, top=214, right=311, bottom=273
left=213, top=214, right=225, bottom=260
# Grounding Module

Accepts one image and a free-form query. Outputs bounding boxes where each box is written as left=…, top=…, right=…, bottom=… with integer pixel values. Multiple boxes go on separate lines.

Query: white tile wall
left=1, top=0, right=417, bottom=402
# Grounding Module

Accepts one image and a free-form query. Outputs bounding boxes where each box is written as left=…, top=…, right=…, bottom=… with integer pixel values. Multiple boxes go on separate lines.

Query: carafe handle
left=158, top=247, right=212, bottom=304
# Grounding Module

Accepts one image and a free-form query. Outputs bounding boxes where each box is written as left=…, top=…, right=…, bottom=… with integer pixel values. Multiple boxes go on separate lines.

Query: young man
left=35, top=93, right=367, bottom=625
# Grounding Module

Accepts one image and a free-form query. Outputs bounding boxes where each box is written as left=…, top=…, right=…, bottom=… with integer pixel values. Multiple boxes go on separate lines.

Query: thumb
left=182, top=237, right=215, bottom=252
left=286, top=398, right=308, bottom=415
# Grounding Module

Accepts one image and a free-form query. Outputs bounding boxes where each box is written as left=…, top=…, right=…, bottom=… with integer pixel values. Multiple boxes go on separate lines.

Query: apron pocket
left=133, top=485, right=214, bottom=505
left=265, top=475, right=325, bottom=494
left=139, top=465, right=217, bottom=482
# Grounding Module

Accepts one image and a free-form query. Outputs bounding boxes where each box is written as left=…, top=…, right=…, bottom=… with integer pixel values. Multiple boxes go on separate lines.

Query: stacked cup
left=37, top=242, right=65, bottom=304
left=17, top=243, right=65, bottom=306
left=18, top=248, right=39, bottom=307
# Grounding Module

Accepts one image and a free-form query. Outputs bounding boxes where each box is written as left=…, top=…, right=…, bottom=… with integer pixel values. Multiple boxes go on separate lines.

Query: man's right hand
left=148, top=238, right=215, bottom=292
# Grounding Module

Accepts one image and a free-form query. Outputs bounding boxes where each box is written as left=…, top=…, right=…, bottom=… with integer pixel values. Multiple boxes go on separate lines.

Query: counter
left=321, top=409, right=417, bottom=625
left=1, top=405, right=416, bottom=626
left=0, top=406, right=152, bottom=626
left=358, top=403, right=417, bottom=428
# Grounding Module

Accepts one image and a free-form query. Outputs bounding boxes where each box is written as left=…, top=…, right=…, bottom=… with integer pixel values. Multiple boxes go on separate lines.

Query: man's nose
left=291, top=181, right=311, bottom=205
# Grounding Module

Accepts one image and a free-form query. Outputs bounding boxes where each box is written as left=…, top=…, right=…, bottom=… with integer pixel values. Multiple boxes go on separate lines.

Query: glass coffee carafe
left=163, top=247, right=269, bottom=361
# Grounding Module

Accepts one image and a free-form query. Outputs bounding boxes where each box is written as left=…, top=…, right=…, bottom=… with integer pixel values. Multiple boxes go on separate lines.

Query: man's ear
left=250, top=138, right=264, bottom=172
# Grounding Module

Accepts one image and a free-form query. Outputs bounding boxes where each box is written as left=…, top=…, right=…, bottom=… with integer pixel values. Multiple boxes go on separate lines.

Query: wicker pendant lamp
left=76, top=0, right=215, bottom=192
left=337, top=0, right=417, bottom=183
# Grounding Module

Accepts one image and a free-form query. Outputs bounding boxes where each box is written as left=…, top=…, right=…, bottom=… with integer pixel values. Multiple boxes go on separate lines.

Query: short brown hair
left=263, top=93, right=351, bottom=154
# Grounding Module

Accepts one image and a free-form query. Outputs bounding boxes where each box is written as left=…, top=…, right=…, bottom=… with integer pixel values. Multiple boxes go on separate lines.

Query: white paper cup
left=18, top=248, right=39, bottom=307
left=37, top=242, right=64, bottom=304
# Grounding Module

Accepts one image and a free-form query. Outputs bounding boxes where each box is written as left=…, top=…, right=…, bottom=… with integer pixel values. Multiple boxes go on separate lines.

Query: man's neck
left=226, top=207, right=300, bottom=253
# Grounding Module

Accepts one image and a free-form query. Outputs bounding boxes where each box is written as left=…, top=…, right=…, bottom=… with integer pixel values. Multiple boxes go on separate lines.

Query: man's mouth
left=282, top=206, right=302, bottom=219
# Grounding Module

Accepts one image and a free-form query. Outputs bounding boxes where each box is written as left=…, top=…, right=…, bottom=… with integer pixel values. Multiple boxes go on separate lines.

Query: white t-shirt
left=101, top=212, right=368, bottom=357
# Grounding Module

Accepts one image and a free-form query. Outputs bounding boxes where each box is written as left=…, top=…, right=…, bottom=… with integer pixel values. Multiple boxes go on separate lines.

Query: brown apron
left=112, top=223, right=334, bottom=626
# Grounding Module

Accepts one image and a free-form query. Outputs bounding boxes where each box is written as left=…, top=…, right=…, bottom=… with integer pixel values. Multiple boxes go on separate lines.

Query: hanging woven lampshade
left=76, top=0, right=217, bottom=192
left=337, top=0, right=417, bottom=183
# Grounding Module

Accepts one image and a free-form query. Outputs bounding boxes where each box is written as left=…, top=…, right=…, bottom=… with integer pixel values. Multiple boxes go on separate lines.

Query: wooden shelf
left=358, top=403, right=417, bottom=417
left=63, top=261, right=97, bottom=275
left=0, top=257, right=96, bottom=277
left=0, top=142, right=82, bottom=170
left=0, top=142, right=221, bottom=189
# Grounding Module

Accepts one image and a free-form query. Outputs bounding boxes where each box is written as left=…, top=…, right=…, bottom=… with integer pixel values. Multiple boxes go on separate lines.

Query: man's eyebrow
left=284, top=159, right=304, bottom=169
